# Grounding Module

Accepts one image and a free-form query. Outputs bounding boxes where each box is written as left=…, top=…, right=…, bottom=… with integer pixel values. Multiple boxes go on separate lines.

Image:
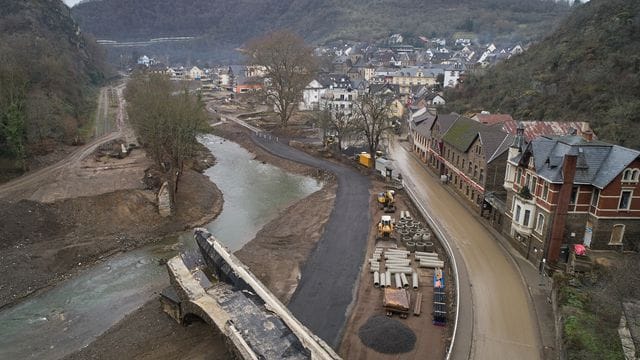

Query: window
left=523, top=210, right=531, bottom=227
left=609, top=224, right=625, bottom=245
left=570, top=186, right=579, bottom=204
left=525, top=174, right=531, bottom=188
left=515, top=205, right=521, bottom=223
left=535, top=213, right=545, bottom=233
left=479, top=169, right=484, bottom=183
left=468, top=162, right=472, bottom=173
left=531, top=177, right=537, bottom=195
left=474, top=165, right=478, bottom=178
left=516, top=168, right=522, bottom=184
left=619, top=190, right=633, bottom=210
left=591, top=188, right=600, bottom=207
left=348, top=94, right=353, bottom=101
left=542, top=182, right=549, bottom=200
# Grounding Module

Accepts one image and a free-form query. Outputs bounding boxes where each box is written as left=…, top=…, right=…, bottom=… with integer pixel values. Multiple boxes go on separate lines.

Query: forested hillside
left=0, top=0, right=108, bottom=170
left=444, top=0, right=640, bottom=149
left=72, top=0, right=569, bottom=45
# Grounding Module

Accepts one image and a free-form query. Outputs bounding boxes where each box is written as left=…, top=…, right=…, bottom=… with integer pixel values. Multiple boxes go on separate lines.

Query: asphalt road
left=389, top=139, right=541, bottom=360
left=251, top=134, right=371, bottom=348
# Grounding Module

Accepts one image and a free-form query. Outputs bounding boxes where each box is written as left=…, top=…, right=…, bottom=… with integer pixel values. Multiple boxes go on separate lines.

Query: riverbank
left=0, top=163, right=223, bottom=310
left=59, top=123, right=338, bottom=359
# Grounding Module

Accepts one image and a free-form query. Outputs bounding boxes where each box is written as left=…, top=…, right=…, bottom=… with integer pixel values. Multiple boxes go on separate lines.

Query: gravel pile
left=358, top=315, right=416, bottom=354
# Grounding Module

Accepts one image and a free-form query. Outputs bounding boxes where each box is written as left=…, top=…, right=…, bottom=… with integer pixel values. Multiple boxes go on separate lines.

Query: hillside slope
left=0, top=0, right=108, bottom=168
left=72, top=0, right=569, bottom=45
left=444, top=0, right=640, bottom=149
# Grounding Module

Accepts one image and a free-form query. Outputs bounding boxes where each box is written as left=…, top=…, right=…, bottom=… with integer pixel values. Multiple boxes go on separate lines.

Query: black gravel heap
left=357, top=315, right=416, bottom=354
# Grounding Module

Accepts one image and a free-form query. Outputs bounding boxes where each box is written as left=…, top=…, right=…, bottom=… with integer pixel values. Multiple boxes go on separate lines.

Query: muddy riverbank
left=0, top=167, right=223, bottom=310
left=60, top=123, right=338, bottom=359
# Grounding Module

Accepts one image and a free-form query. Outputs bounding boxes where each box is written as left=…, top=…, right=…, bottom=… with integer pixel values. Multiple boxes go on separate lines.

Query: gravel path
left=251, top=134, right=371, bottom=348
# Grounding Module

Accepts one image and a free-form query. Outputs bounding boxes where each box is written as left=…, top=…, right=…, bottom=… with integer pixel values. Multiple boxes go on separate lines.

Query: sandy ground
left=338, top=182, right=450, bottom=359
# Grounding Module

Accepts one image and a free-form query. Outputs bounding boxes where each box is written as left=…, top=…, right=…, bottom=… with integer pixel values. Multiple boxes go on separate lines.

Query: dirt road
left=389, top=139, right=540, bottom=360
left=251, top=134, right=372, bottom=347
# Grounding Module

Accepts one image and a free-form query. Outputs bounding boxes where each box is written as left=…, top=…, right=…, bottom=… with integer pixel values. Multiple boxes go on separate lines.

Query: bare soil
left=56, top=122, right=337, bottom=359
left=0, top=160, right=223, bottom=309
left=338, top=181, right=449, bottom=359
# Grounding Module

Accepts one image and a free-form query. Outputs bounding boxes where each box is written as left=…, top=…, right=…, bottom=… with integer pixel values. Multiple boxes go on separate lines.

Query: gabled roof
left=473, top=113, right=513, bottom=125
left=442, top=116, right=485, bottom=152
left=516, top=135, right=640, bottom=188
left=414, top=112, right=437, bottom=137
left=502, top=120, right=594, bottom=142
left=441, top=116, right=510, bottom=163
left=431, top=113, right=459, bottom=134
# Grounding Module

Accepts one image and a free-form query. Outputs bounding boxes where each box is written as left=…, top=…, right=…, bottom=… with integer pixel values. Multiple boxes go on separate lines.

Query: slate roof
left=516, top=135, right=640, bottom=188
left=432, top=113, right=459, bottom=135
left=441, top=115, right=511, bottom=163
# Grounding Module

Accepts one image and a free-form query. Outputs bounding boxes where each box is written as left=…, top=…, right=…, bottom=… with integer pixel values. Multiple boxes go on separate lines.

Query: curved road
left=250, top=134, right=371, bottom=348
left=390, top=139, right=540, bottom=360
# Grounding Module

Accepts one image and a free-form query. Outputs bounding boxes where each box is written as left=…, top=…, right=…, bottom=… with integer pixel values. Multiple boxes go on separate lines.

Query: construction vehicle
left=377, top=190, right=396, bottom=213
left=357, top=152, right=374, bottom=168
left=377, top=215, right=395, bottom=240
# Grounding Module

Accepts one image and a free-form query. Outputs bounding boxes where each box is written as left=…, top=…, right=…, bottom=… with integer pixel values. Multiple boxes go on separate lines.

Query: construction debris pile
left=357, top=315, right=416, bottom=354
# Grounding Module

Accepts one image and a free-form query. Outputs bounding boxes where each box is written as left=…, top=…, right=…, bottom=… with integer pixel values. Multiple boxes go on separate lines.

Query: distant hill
left=71, top=0, right=570, bottom=59
left=443, top=0, right=640, bottom=149
left=0, top=0, right=108, bottom=166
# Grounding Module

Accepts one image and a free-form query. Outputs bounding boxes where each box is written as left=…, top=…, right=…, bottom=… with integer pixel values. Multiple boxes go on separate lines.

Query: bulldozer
left=377, top=190, right=396, bottom=213
left=377, top=215, right=395, bottom=240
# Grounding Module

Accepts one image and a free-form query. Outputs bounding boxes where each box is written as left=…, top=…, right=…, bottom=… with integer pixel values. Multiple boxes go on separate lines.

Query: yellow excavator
left=377, top=190, right=396, bottom=213
left=377, top=215, right=395, bottom=240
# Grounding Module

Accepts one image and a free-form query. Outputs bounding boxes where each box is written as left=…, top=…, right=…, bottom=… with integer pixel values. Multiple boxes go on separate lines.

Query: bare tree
left=245, top=30, right=316, bottom=127
left=353, top=93, right=395, bottom=162
left=125, top=73, right=208, bottom=196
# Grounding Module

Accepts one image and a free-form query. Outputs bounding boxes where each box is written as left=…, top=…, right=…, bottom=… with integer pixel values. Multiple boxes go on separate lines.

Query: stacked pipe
left=373, top=271, right=380, bottom=288
left=380, top=272, right=386, bottom=287
left=415, top=251, right=444, bottom=269
left=412, top=271, right=419, bottom=289
left=394, top=273, right=403, bottom=289
left=385, top=270, right=391, bottom=288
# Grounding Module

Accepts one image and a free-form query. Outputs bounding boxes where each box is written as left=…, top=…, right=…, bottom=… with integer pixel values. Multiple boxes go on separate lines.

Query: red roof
left=472, top=113, right=514, bottom=125
left=502, top=120, right=595, bottom=142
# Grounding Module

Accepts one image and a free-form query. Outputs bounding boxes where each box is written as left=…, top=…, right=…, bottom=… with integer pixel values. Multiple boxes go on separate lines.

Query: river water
left=0, top=134, right=321, bottom=359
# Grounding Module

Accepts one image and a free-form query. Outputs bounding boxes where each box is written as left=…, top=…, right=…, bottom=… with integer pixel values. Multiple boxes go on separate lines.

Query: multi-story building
left=424, top=114, right=512, bottom=208
left=504, top=131, right=640, bottom=265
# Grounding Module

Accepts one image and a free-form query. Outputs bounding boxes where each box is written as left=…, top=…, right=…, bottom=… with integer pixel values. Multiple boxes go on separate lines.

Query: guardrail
left=403, top=180, right=460, bottom=360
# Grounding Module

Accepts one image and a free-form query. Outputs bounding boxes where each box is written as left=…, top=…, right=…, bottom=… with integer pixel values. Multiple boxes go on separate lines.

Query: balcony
left=516, top=186, right=535, bottom=205
left=511, top=221, right=533, bottom=237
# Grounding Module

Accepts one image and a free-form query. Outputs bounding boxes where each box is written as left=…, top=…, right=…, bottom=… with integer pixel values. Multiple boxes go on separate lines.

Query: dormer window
left=622, top=168, right=640, bottom=182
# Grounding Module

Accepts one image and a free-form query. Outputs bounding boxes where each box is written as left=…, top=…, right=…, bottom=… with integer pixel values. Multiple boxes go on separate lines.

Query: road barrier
left=403, top=180, right=460, bottom=360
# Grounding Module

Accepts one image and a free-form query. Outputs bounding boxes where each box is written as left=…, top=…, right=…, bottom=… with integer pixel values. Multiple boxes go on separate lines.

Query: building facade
left=504, top=133, right=640, bottom=265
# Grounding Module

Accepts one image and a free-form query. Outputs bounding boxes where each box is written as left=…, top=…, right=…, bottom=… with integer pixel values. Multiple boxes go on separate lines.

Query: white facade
left=299, top=80, right=326, bottom=111
left=444, top=68, right=463, bottom=88
left=189, top=66, right=204, bottom=80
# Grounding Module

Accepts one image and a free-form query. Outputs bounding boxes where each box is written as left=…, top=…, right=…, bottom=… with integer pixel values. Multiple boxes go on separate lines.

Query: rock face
left=158, top=181, right=172, bottom=217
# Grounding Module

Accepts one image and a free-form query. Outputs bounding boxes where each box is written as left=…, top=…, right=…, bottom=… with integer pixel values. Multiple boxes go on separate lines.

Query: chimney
left=547, top=150, right=578, bottom=263
left=581, top=123, right=594, bottom=142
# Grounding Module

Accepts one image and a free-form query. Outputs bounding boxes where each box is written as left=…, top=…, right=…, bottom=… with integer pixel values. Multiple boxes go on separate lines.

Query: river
left=0, top=134, right=322, bottom=359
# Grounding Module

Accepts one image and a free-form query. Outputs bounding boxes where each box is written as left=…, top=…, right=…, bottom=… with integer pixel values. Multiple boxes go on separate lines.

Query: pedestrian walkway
left=399, top=140, right=556, bottom=359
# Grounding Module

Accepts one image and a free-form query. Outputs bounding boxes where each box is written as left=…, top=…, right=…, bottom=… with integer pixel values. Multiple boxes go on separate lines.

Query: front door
left=583, top=221, right=593, bottom=247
